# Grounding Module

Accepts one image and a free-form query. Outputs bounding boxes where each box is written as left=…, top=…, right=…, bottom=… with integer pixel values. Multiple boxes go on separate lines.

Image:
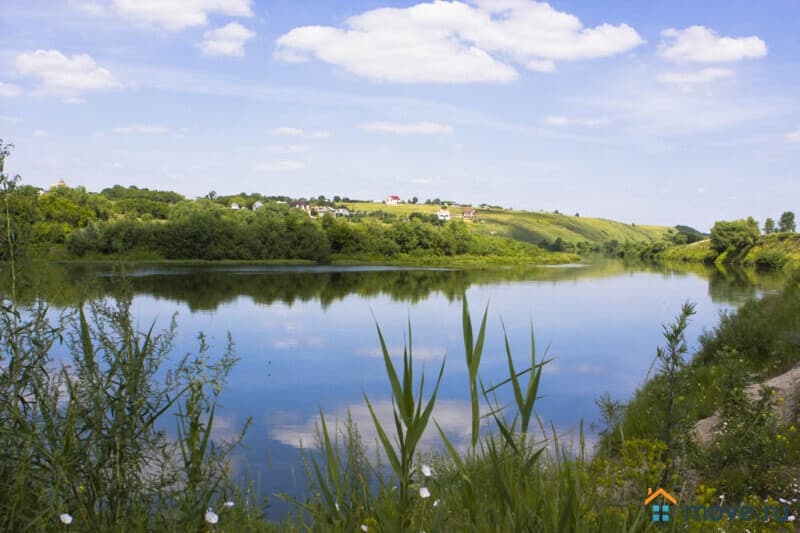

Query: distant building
left=385, top=195, right=402, bottom=206
left=230, top=202, right=241, bottom=210
left=49, top=179, right=66, bottom=190
left=462, top=208, right=478, bottom=220
left=290, top=201, right=311, bottom=214
left=437, top=208, right=451, bottom=221
left=335, top=208, right=351, bottom=217
left=252, top=201, right=264, bottom=210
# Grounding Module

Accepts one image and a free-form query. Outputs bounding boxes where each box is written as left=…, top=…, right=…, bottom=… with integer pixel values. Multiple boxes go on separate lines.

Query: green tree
left=763, top=217, right=776, bottom=234
left=710, top=218, right=760, bottom=254
left=778, top=211, right=795, bottom=232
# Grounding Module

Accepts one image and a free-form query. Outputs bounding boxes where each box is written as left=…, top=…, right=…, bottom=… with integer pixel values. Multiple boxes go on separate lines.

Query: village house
left=437, top=208, right=451, bottom=221
left=462, top=208, right=478, bottom=220
left=290, top=201, right=311, bottom=214
left=252, top=201, right=264, bottom=210
left=230, top=202, right=240, bottom=210
left=384, top=195, right=402, bottom=206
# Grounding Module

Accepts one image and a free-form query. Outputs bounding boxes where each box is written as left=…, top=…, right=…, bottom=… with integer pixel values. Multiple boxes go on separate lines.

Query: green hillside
left=344, top=201, right=673, bottom=247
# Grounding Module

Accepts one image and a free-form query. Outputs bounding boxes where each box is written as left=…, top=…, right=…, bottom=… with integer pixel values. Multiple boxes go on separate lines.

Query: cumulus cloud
left=16, top=50, right=120, bottom=96
left=0, top=82, right=22, bottom=97
left=361, top=121, right=454, bottom=135
left=201, top=22, right=255, bottom=56
left=113, top=124, right=172, bottom=134
left=544, top=116, right=609, bottom=127
left=787, top=130, right=800, bottom=144
left=81, top=0, right=254, bottom=31
left=275, top=0, right=643, bottom=83
left=271, top=127, right=305, bottom=136
left=656, top=67, right=733, bottom=85
left=658, top=26, right=767, bottom=63
left=265, top=144, right=309, bottom=154
left=255, top=160, right=306, bottom=172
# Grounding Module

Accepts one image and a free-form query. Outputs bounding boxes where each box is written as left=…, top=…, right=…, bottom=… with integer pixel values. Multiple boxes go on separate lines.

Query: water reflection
left=4, top=260, right=787, bottom=309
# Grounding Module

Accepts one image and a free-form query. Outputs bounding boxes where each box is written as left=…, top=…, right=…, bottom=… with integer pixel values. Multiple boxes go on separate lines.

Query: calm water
left=13, top=260, right=787, bottom=517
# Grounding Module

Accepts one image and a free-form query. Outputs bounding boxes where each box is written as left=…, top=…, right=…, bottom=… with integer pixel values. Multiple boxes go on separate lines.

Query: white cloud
left=265, top=144, right=309, bottom=154
left=271, top=126, right=305, bottom=136
left=311, top=131, right=331, bottom=138
left=0, top=82, right=22, bottom=97
left=201, top=22, right=255, bottom=57
left=656, top=67, right=733, bottom=85
left=361, top=121, right=454, bottom=135
left=786, top=130, right=800, bottom=144
left=275, top=0, right=643, bottom=83
left=544, top=116, right=609, bottom=127
left=16, top=50, right=120, bottom=96
left=255, top=160, right=306, bottom=172
left=658, top=26, right=767, bottom=63
left=102, top=0, right=253, bottom=31
left=113, top=124, right=172, bottom=134
left=32, top=129, right=49, bottom=137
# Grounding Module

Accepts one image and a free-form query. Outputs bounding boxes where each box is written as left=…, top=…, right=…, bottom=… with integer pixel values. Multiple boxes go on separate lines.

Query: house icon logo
left=646, top=487, right=677, bottom=523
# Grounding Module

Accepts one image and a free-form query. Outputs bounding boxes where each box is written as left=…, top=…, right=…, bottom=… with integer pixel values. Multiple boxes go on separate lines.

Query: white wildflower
left=59, top=513, right=73, bottom=525
left=335, top=502, right=340, bottom=512
left=205, top=510, right=219, bottom=525
left=421, top=464, right=433, bottom=478
left=361, top=525, right=369, bottom=531
left=433, top=499, right=440, bottom=507
left=787, top=515, right=795, bottom=522
left=223, top=501, right=235, bottom=509
left=778, top=497, right=788, bottom=504
left=420, top=486, right=431, bottom=499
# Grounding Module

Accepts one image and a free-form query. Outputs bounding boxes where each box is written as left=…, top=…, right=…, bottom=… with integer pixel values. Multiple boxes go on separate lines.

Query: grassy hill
left=343, top=201, right=673, bottom=247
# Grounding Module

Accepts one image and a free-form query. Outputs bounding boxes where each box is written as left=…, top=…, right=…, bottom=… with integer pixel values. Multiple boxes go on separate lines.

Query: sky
left=0, top=0, right=798, bottom=230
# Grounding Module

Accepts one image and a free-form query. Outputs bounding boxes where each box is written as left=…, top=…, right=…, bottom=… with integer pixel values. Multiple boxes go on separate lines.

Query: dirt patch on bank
left=693, top=364, right=800, bottom=447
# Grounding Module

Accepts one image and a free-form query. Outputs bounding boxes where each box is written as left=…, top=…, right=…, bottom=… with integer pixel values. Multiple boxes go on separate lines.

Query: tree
left=411, top=197, right=418, bottom=204
left=710, top=218, right=760, bottom=254
left=779, top=211, right=796, bottom=232
left=764, top=218, right=776, bottom=234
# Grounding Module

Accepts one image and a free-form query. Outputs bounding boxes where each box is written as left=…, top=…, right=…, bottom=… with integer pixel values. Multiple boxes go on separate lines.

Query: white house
left=385, top=195, right=402, bottom=206
left=252, top=201, right=264, bottom=210
left=335, top=208, right=351, bottom=217
left=437, top=208, right=451, bottom=221
left=230, top=202, right=240, bottom=210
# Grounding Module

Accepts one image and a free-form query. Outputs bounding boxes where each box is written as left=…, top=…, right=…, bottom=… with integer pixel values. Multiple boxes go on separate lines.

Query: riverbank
left=657, top=233, right=800, bottom=271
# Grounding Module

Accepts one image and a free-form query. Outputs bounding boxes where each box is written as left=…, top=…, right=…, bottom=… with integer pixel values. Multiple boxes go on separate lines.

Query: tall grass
left=279, top=298, right=660, bottom=532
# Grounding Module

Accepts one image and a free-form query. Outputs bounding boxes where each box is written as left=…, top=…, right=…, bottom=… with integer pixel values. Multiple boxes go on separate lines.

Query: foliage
left=710, top=217, right=761, bottom=255
left=778, top=211, right=796, bottom=233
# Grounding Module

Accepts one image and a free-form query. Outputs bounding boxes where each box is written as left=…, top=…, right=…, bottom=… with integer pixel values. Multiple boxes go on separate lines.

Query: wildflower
left=59, top=513, right=73, bottom=525
left=223, top=501, right=235, bottom=509
left=433, top=499, right=440, bottom=507
left=779, top=497, right=788, bottom=504
left=335, top=502, right=340, bottom=512
left=787, top=515, right=796, bottom=522
left=420, top=487, right=431, bottom=499
left=361, top=525, right=369, bottom=532
left=205, top=510, right=219, bottom=525
left=421, top=464, right=433, bottom=478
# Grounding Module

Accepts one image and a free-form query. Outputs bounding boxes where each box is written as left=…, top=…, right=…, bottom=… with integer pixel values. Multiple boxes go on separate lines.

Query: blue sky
left=0, top=0, right=798, bottom=229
